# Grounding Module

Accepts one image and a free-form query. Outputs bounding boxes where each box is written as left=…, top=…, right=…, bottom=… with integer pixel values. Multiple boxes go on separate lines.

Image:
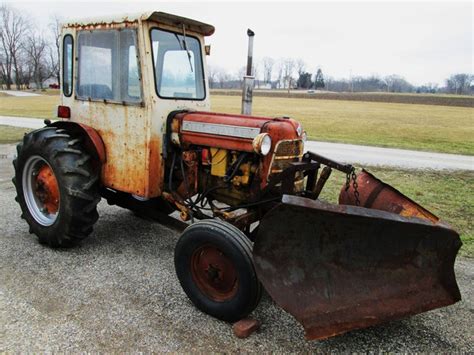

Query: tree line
left=209, top=57, right=473, bottom=95
left=0, top=4, right=60, bottom=90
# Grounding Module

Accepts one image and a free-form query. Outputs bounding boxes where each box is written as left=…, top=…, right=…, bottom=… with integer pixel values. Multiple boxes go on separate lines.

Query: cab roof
left=64, top=11, right=215, bottom=36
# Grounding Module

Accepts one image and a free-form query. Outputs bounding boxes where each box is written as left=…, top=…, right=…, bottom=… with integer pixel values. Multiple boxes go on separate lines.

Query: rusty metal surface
left=63, top=11, right=215, bottom=36
left=36, top=164, right=60, bottom=214
left=312, top=166, right=332, bottom=198
left=191, top=244, right=239, bottom=301
left=176, top=111, right=304, bottom=191
left=253, top=195, right=461, bottom=340
left=340, top=169, right=439, bottom=222
left=60, top=17, right=212, bottom=199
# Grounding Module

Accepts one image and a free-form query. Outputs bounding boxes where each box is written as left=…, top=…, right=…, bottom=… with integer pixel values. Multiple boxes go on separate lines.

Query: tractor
left=12, top=11, right=461, bottom=340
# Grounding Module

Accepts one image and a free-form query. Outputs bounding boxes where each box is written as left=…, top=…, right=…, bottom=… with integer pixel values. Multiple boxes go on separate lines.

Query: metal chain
left=345, top=171, right=351, bottom=191
left=351, top=169, right=361, bottom=206
left=345, top=168, right=360, bottom=206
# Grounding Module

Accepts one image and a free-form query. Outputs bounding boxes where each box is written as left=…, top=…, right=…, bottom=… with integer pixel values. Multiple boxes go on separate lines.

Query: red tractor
left=12, top=11, right=461, bottom=340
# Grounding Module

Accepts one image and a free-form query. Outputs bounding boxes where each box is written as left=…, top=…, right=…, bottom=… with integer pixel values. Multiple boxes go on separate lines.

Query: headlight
left=253, top=133, right=272, bottom=156
left=296, top=123, right=303, bottom=137
left=302, top=131, right=307, bottom=142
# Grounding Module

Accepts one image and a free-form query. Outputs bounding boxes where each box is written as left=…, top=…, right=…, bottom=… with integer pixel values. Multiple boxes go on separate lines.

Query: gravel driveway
left=1, top=143, right=473, bottom=352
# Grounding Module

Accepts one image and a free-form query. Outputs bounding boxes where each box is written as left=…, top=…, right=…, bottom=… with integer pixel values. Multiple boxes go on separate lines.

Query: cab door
left=66, top=25, right=160, bottom=197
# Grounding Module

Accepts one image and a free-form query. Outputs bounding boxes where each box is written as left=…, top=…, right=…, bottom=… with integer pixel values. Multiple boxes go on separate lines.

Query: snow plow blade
left=253, top=183, right=461, bottom=340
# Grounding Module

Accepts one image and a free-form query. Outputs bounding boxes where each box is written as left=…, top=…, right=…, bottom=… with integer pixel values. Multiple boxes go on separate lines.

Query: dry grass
left=212, top=89, right=474, bottom=107
left=0, top=95, right=58, bottom=119
left=0, top=125, right=32, bottom=144
left=211, top=95, right=474, bottom=155
left=0, top=93, right=472, bottom=154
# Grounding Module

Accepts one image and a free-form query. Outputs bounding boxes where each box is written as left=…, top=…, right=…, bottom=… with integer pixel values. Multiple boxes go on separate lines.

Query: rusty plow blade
left=253, top=172, right=461, bottom=340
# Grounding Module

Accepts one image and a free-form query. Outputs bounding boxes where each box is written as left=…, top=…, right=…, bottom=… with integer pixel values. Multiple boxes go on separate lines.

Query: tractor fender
left=50, top=121, right=106, bottom=164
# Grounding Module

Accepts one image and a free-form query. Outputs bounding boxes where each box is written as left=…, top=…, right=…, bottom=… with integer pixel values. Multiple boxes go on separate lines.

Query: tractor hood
left=173, top=111, right=304, bottom=153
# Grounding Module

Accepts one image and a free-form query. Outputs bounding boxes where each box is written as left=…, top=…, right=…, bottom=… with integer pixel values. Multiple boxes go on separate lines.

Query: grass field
left=212, top=89, right=474, bottom=107
left=0, top=124, right=472, bottom=256
left=0, top=93, right=473, bottom=154
left=0, top=95, right=58, bottom=119
left=212, top=95, right=474, bottom=155
left=0, top=125, right=31, bottom=144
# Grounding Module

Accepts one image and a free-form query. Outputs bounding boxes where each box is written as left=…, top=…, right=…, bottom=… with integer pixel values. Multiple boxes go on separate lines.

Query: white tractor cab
left=12, top=11, right=462, bottom=341
left=61, top=12, right=213, bottom=197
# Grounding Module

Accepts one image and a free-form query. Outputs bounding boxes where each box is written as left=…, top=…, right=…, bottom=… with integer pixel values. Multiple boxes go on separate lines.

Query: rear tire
left=12, top=127, right=100, bottom=248
left=174, top=219, right=262, bottom=322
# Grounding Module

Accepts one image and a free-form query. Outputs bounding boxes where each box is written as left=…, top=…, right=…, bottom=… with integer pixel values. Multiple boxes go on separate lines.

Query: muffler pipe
left=241, top=29, right=255, bottom=115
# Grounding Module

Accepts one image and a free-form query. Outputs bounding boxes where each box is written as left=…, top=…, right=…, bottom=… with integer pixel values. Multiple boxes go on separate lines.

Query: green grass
left=317, top=167, right=474, bottom=257
left=211, top=95, right=474, bottom=155
left=0, top=125, right=32, bottom=144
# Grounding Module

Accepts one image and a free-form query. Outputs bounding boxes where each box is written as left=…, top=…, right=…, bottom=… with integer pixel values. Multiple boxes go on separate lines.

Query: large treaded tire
left=175, top=219, right=262, bottom=322
left=12, top=126, right=100, bottom=248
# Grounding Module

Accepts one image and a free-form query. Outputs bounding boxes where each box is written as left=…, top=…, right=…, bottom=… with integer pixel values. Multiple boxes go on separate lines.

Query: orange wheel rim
left=35, top=164, right=60, bottom=214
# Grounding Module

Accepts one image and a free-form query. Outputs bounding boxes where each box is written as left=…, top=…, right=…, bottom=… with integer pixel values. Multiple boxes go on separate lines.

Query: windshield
left=151, top=28, right=205, bottom=100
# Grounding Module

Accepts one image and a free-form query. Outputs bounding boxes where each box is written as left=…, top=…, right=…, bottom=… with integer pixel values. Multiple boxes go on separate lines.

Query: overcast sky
left=7, top=0, right=473, bottom=86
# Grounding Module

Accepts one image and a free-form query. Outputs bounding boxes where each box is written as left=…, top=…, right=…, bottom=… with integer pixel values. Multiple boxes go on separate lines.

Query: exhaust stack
left=241, top=29, right=255, bottom=115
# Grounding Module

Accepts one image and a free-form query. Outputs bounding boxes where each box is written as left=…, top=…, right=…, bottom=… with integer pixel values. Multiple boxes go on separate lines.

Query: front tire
left=12, top=127, right=100, bottom=248
left=175, top=220, right=262, bottom=322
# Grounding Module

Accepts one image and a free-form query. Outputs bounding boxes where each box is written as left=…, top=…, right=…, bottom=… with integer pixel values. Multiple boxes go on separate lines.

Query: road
left=1, top=115, right=472, bottom=171
left=0, top=90, right=42, bottom=97
left=305, top=141, right=474, bottom=171
left=0, top=143, right=473, bottom=352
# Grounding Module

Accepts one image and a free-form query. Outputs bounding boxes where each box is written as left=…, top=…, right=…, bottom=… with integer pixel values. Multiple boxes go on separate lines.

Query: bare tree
left=282, top=58, right=295, bottom=90
left=295, top=59, right=310, bottom=89
left=207, top=64, right=218, bottom=88
left=446, top=74, right=472, bottom=95
left=275, top=59, right=283, bottom=89
left=49, top=14, right=61, bottom=85
left=253, top=59, right=261, bottom=88
left=0, top=50, right=8, bottom=88
left=237, top=65, right=246, bottom=86
left=216, top=68, right=231, bottom=89
left=24, top=32, right=53, bottom=89
left=262, top=56, right=274, bottom=84
left=296, top=58, right=306, bottom=76
left=384, top=74, right=413, bottom=93
left=0, top=4, right=28, bottom=89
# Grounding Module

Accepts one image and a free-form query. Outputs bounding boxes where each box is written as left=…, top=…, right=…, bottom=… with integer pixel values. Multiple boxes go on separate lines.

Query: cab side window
left=76, top=29, right=142, bottom=103
left=62, top=35, right=73, bottom=97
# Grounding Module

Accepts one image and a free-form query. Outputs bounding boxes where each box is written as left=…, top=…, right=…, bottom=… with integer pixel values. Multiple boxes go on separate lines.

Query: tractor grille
left=268, top=139, right=305, bottom=191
